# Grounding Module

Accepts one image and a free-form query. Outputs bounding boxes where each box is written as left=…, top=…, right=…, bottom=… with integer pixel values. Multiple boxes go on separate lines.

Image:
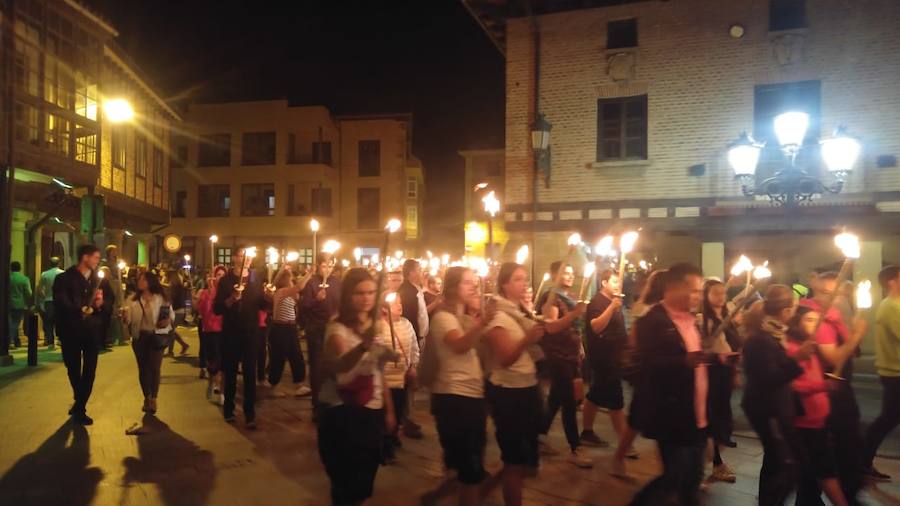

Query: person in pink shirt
left=197, top=265, right=226, bottom=402
left=787, top=306, right=848, bottom=506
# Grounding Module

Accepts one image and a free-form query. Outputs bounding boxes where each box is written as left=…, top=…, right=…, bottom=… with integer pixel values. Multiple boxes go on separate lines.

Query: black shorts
left=486, top=383, right=541, bottom=467
left=431, top=394, right=487, bottom=484
left=317, top=404, right=384, bottom=504
left=586, top=339, right=624, bottom=410
left=796, top=427, right=838, bottom=479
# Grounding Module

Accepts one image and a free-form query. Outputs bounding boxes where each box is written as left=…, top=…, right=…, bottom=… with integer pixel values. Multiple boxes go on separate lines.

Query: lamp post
left=727, top=112, right=861, bottom=207
left=482, top=190, right=500, bottom=263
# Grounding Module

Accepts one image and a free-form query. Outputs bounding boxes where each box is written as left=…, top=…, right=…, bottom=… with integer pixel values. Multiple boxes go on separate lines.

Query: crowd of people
left=7, top=242, right=900, bottom=506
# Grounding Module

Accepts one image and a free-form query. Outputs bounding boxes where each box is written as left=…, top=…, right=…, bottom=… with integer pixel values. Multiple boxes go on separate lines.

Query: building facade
left=163, top=101, right=425, bottom=269
left=460, top=148, right=507, bottom=257
left=2, top=0, right=178, bottom=277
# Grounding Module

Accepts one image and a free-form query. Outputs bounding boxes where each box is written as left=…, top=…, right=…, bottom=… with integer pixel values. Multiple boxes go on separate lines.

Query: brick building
left=463, top=0, right=900, bottom=304
left=163, top=101, right=425, bottom=268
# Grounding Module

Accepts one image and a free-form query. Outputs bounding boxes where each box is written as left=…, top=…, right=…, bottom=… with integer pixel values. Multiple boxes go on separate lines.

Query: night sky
left=83, top=0, right=506, bottom=252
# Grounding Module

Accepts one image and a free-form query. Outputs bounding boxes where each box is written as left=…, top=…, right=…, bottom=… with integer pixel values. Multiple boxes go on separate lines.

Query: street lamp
left=727, top=111, right=861, bottom=207
left=531, top=113, right=552, bottom=152
left=104, top=98, right=135, bottom=123
left=482, top=190, right=500, bottom=263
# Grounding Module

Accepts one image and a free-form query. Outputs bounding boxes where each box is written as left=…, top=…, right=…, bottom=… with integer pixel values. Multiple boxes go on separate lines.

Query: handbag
left=138, top=298, right=172, bottom=350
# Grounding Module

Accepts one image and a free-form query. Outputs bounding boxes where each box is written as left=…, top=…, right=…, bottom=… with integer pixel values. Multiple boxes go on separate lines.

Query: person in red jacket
left=787, top=306, right=848, bottom=506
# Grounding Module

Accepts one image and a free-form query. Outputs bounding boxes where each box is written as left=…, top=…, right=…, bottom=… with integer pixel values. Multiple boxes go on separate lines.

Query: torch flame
left=730, top=255, right=753, bottom=277
left=620, top=231, right=639, bottom=254
left=265, top=247, right=279, bottom=265
left=309, top=219, right=320, bottom=232
left=286, top=251, right=300, bottom=262
left=385, top=219, right=402, bottom=233
left=385, top=292, right=398, bottom=304
left=394, top=250, right=404, bottom=259
left=583, top=262, right=596, bottom=279
left=322, top=240, right=341, bottom=254
left=835, top=232, right=861, bottom=259
left=567, top=233, right=582, bottom=247
left=245, top=246, right=257, bottom=259
left=117, top=261, right=127, bottom=271
left=353, top=247, right=362, bottom=260
left=97, top=270, right=105, bottom=279
left=441, top=254, right=450, bottom=265
left=516, top=245, right=529, bottom=265
left=856, top=280, right=872, bottom=309
left=595, top=235, right=614, bottom=257
left=209, top=234, right=219, bottom=243
left=753, top=261, right=772, bottom=280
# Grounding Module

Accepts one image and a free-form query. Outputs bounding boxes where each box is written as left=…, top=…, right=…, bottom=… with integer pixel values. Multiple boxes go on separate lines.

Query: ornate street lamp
left=727, top=111, right=861, bottom=207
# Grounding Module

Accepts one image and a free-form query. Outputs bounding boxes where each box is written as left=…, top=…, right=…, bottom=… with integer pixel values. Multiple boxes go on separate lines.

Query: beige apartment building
left=2, top=0, right=178, bottom=276
left=465, top=0, right=900, bottom=296
left=163, top=101, right=425, bottom=268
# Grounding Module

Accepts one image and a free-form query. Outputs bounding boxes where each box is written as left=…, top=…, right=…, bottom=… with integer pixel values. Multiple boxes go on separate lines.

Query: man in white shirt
left=37, top=256, right=64, bottom=349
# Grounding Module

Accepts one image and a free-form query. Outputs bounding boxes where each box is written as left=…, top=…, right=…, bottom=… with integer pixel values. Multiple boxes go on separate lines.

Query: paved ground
left=0, top=327, right=898, bottom=506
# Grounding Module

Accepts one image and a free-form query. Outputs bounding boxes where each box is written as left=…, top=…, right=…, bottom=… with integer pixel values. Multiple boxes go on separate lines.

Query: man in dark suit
left=631, top=263, right=707, bottom=506
left=397, top=258, right=428, bottom=438
left=53, top=244, right=104, bottom=425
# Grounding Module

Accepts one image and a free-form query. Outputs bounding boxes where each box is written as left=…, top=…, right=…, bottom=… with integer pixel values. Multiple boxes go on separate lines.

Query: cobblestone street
left=0, top=328, right=897, bottom=506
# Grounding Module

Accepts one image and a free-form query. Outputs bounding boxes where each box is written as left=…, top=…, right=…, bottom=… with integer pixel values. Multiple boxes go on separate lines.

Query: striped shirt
left=274, top=295, right=297, bottom=323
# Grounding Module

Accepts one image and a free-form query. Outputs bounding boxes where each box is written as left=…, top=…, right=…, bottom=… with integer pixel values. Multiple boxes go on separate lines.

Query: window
left=770, top=0, right=806, bottom=31
left=297, top=248, right=313, bottom=266
left=198, top=133, right=231, bottom=167
left=112, top=127, right=126, bottom=168
left=287, top=183, right=311, bottom=216
left=74, top=124, right=97, bottom=165
left=242, top=131, right=276, bottom=165
left=753, top=80, right=821, bottom=176
left=313, top=141, right=332, bottom=165
left=241, top=183, right=275, bottom=217
left=406, top=177, right=417, bottom=199
left=216, top=247, right=232, bottom=266
left=174, top=191, right=187, bottom=218
left=45, top=113, right=70, bottom=156
left=406, top=205, right=418, bottom=239
left=597, top=95, right=647, bottom=161
left=198, top=184, right=230, bottom=217
left=170, top=135, right=188, bottom=169
left=13, top=102, right=39, bottom=146
left=153, top=147, right=164, bottom=187
left=312, top=188, right=332, bottom=217
left=74, top=74, right=97, bottom=120
left=358, top=140, right=381, bottom=177
left=357, top=188, right=380, bottom=229
left=14, top=19, right=41, bottom=97
left=135, top=136, right=147, bottom=178
left=607, top=18, right=638, bottom=49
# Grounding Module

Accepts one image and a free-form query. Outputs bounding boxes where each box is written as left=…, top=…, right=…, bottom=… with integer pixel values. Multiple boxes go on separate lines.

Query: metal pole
left=1, top=0, right=18, bottom=366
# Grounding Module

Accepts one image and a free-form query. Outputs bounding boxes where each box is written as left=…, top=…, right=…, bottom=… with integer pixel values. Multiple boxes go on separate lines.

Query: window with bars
left=596, top=95, right=648, bottom=161
left=153, top=147, right=164, bottom=187
left=198, top=133, right=231, bottom=167
left=74, top=124, right=97, bottom=165
left=216, top=247, right=233, bottom=266
left=14, top=19, right=41, bottom=97
left=241, top=183, right=276, bottom=217
left=298, top=248, right=313, bottom=266
left=358, top=140, right=381, bottom=177
left=198, top=184, right=231, bottom=217
left=45, top=113, right=71, bottom=156
left=74, top=74, right=98, bottom=120
left=135, top=136, right=147, bottom=178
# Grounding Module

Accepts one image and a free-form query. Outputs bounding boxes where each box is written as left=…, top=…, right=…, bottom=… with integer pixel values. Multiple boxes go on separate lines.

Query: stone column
left=701, top=242, right=725, bottom=281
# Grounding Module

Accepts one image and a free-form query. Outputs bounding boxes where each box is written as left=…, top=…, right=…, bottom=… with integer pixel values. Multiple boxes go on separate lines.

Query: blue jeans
left=8, top=308, right=24, bottom=348
left=630, top=434, right=706, bottom=506
left=42, top=301, right=56, bottom=346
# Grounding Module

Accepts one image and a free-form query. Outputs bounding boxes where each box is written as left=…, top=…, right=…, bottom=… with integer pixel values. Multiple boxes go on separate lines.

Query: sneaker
left=180, top=344, right=190, bottom=356
left=710, top=463, right=737, bottom=483
left=294, top=385, right=312, bottom=397
left=609, top=458, right=629, bottom=478
left=568, top=448, right=594, bottom=468
left=863, top=466, right=892, bottom=482
left=73, top=413, right=94, bottom=425
left=539, top=439, right=560, bottom=456
left=580, top=431, right=610, bottom=448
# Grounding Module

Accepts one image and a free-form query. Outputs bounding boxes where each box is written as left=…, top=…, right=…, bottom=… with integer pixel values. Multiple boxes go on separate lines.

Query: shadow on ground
left=0, top=421, right=104, bottom=505
left=121, top=414, right=217, bottom=506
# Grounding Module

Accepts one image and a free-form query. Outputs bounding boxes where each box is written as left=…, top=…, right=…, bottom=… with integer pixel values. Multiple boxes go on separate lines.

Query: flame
left=245, top=246, right=257, bottom=259
left=385, top=219, right=402, bottom=233
left=620, top=231, right=639, bottom=254
left=516, top=245, right=529, bottom=265
left=322, top=240, right=341, bottom=254
left=184, top=254, right=191, bottom=262
left=353, top=247, right=362, bottom=260
left=209, top=234, right=219, bottom=243
left=97, top=270, right=105, bottom=279
left=583, top=262, right=596, bottom=279
left=542, top=272, right=550, bottom=282
left=441, top=254, right=450, bottom=265
left=595, top=235, right=614, bottom=257
left=117, top=261, right=127, bottom=271
left=639, top=260, right=648, bottom=270
left=341, top=259, right=350, bottom=268
left=394, top=250, right=404, bottom=259
left=835, top=232, right=861, bottom=259
left=309, top=219, right=320, bottom=232
left=426, top=250, right=433, bottom=259
left=752, top=261, right=772, bottom=280
left=482, top=191, right=500, bottom=216
left=285, top=251, right=300, bottom=262
left=856, top=280, right=872, bottom=309
left=385, top=292, right=398, bottom=304
left=730, top=255, right=753, bottom=277
left=567, top=233, right=582, bottom=247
